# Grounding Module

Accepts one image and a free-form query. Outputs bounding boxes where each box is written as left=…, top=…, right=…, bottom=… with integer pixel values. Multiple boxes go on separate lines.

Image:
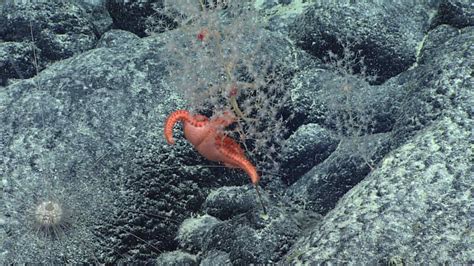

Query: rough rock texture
left=105, top=0, right=167, bottom=37
left=289, top=2, right=431, bottom=84
left=284, top=26, right=473, bottom=264
left=0, top=1, right=99, bottom=60
left=279, top=123, right=338, bottom=184
left=286, top=115, right=473, bottom=264
left=1, top=29, right=181, bottom=263
left=0, top=42, right=37, bottom=85
left=432, top=0, right=474, bottom=29
left=0, top=1, right=108, bottom=85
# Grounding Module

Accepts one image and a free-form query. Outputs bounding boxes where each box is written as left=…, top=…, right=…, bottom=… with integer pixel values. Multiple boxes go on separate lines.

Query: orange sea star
left=164, top=110, right=260, bottom=186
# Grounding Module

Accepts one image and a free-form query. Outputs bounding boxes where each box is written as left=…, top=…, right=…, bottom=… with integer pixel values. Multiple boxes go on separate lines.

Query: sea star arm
left=164, top=110, right=209, bottom=145
left=215, top=136, right=260, bottom=185
left=164, top=110, right=192, bottom=145
left=215, top=137, right=265, bottom=213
